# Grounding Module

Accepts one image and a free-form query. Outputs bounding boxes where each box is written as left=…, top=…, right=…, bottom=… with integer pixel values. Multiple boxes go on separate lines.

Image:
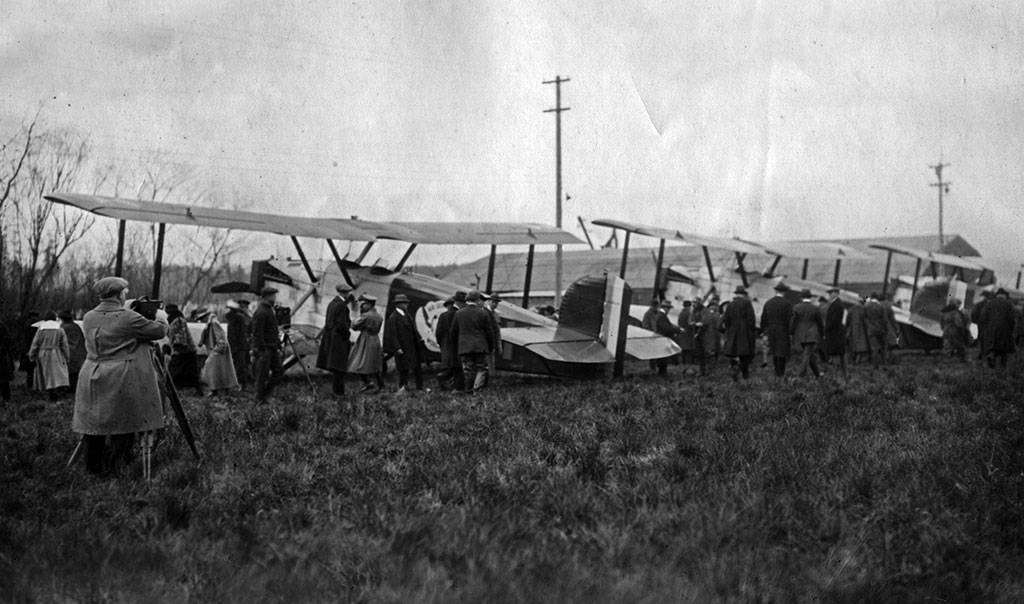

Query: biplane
left=45, top=193, right=680, bottom=378
left=589, top=218, right=866, bottom=321
left=869, top=243, right=996, bottom=350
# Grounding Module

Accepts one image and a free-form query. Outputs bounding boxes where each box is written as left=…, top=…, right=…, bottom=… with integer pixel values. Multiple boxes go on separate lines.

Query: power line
left=544, top=75, right=570, bottom=307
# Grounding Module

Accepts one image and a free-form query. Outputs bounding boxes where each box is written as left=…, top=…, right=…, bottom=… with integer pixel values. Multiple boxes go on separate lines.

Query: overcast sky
left=3, top=1, right=1023, bottom=273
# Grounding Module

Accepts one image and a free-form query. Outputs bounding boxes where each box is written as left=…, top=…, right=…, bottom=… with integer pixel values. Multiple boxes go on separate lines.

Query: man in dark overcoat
left=862, top=293, right=888, bottom=367
left=384, top=294, right=426, bottom=392
left=689, top=298, right=717, bottom=376
left=981, top=288, right=1016, bottom=370
left=760, top=282, right=793, bottom=377
left=845, top=298, right=870, bottom=364
left=676, top=300, right=695, bottom=368
left=823, top=287, right=847, bottom=375
left=226, top=300, right=251, bottom=390
left=59, top=310, right=87, bottom=389
left=791, top=288, right=825, bottom=378
left=317, top=284, right=352, bottom=396
left=251, top=287, right=285, bottom=402
left=449, top=290, right=494, bottom=393
left=971, top=290, right=992, bottom=364
left=722, top=286, right=757, bottom=380
left=435, top=292, right=466, bottom=391
left=73, top=277, right=166, bottom=475
left=653, top=299, right=682, bottom=376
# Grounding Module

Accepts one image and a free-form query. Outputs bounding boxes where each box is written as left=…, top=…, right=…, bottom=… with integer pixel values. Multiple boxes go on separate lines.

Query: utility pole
left=929, top=157, right=951, bottom=252
left=544, top=75, right=570, bottom=308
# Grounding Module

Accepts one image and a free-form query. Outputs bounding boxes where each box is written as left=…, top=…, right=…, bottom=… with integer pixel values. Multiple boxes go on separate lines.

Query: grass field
left=2, top=356, right=1023, bottom=603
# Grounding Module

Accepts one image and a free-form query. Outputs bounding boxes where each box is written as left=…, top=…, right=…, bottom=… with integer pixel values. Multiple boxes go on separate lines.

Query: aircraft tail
left=558, top=274, right=632, bottom=352
left=250, top=260, right=296, bottom=292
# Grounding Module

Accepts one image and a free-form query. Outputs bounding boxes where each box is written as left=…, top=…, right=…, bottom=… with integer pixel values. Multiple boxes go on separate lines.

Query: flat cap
left=335, top=284, right=351, bottom=294
left=359, top=294, right=377, bottom=303
left=94, top=276, right=129, bottom=299
left=453, top=291, right=467, bottom=302
left=443, top=297, right=455, bottom=307
left=260, top=286, right=279, bottom=297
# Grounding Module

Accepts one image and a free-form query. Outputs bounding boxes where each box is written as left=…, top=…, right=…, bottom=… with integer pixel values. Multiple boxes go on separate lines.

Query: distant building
left=437, top=233, right=990, bottom=307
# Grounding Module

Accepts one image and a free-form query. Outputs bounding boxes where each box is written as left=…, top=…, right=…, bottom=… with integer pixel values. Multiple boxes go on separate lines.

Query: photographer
left=251, top=287, right=285, bottom=402
left=72, top=277, right=166, bottom=476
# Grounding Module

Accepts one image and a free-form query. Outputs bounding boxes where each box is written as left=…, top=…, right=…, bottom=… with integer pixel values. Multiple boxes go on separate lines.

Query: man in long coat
left=676, top=300, right=695, bottom=368
left=845, top=299, right=870, bottom=364
left=348, top=294, right=385, bottom=392
left=971, top=290, right=992, bottom=364
left=981, top=288, right=1016, bottom=370
left=73, top=277, right=166, bottom=475
left=435, top=292, right=465, bottom=391
left=760, top=283, right=793, bottom=377
left=29, top=311, right=70, bottom=400
left=689, top=299, right=717, bottom=377
left=653, top=299, right=682, bottom=376
left=823, top=287, right=847, bottom=375
left=166, top=304, right=203, bottom=396
left=722, top=286, right=757, bottom=380
left=449, top=290, right=494, bottom=393
left=863, top=293, right=888, bottom=368
left=59, top=310, right=86, bottom=389
left=316, top=284, right=352, bottom=396
left=941, top=300, right=969, bottom=361
left=881, top=294, right=901, bottom=362
left=251, top=287, right=285, bottom=402
left=0, top=317, right=12, bottom=402
left=384, top=294, right=426, bottom=392
left=199, top=309, right=238, bottom=395
left=226, top=300, right=251, bottom=390
left=791, top=288, right=825, bottom=378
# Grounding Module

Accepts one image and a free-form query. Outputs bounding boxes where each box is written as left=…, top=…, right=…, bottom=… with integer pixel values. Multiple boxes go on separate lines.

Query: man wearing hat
left=434, top=294, right=463, bottom=391
left=823, top=287, right=848, bottom=375
left=760, top=282, right=794, bottom=377
left=384, top=293, right=427, bottom=392
left=845, top=297, right=870, bottom=365
left=449, top=290, right=494, bottom=393
left=652, top=298, right=682, bottom=376
left=676, top=300, right=695, bottom=368
left=316, top=284, right=353, bottom=396
left=722, top=286, right=757, bottom=380
left=166, top=303, right=203, bottom=396
left=72, top=277, right=166, bottom=475
left=689, top=298, right=717, bottom=376
left=791, top=288, right=824, bottom=378
left=251, top=287, right=284, bottom=402
left=484, top=293, right=503, bottom=380
left=862, top=292, right=888, bottom=368
left=226, top=299, right=251, bottom=390
left=980, top=288, right=1016, bottom=370
left=347, top=294, right=385, bottom=392
left=971, top=290, right=993, bottom=364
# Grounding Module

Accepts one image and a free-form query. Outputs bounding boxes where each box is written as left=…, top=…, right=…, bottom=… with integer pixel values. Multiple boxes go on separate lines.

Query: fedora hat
left=393, top=294, right=410, bottom=304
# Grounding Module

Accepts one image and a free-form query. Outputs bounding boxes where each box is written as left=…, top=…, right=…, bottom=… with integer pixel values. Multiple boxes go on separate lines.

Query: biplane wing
left=45, top=193, right=581, bottom=246
left=868, top=243, right=992, bottom=272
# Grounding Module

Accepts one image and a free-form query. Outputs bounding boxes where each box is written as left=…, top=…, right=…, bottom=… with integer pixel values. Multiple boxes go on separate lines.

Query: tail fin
left=558, top=273, right=632, bottom=354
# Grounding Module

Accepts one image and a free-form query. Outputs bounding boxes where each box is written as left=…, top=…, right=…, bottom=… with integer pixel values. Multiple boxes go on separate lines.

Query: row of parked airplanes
left=46, top=193, right=1009, bottom=378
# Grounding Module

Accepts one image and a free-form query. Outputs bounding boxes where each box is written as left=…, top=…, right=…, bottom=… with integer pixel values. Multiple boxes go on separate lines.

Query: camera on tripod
left=131, top=297, right=163, bottom=321
left=273, top=305, right=292, bottom=329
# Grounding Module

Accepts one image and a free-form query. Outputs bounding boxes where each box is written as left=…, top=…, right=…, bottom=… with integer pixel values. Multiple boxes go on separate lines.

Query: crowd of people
left=2, top=274, right=1020, bottom=478
left=643, top=283, right=1020, bottom=380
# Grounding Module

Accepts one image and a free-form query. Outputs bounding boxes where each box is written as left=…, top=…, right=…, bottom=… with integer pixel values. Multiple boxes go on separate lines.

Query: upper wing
left=45, top=193, right=581, bottom=246
left=591, top=218, right=767, bottom=256
left=868, top=242, right=991, bottom=272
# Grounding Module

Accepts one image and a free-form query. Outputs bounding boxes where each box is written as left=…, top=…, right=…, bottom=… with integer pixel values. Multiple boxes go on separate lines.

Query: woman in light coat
left=28, top=311, right=70, bottom=400
left=199, top=308, right=238, bottom=396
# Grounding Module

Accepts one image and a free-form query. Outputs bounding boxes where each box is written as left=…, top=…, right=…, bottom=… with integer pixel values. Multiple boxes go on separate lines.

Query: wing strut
left=911, top=257, right=923, bottom=299
left=832, top=259, right=842, bottom=287
left=395, top=243, right=417, bottom=271
left=702, top=246, right=715, bottom=283
left=764, top=255, right=782, bottom=278
left=522, top=245, right=535, bottom=309
left=619, top=230, right=631, bottom=279
left=801, top=258, right=809, bottom=280
left=735, top=252, right=749, bottom=288
left=355, top=242, right=375, bottom=264
left=485, top=244, right=497, bottom=294
left=152, top=223, right=166, bottom=298
left=290, top=237, right=318, bottom=283
left=325, top=239, right=356, bottom=289
left=881, top=251, right=893, bottom=298
left=653, top=239, right=666, bottom=299
left=115, top=220, right=126, bottom=277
